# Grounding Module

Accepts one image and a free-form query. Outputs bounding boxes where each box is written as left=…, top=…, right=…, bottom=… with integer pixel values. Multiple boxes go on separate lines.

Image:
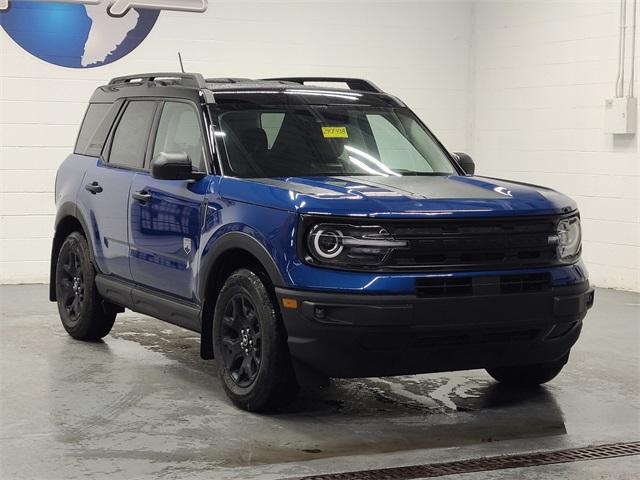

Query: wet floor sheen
left=0, top=285, right=638, bottom=479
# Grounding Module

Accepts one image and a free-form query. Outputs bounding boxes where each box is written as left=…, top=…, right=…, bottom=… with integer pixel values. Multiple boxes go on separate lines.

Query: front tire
left=55, top=231, right=116, bottom=341
left=486, top=354, right=569, bottom=386
left=213, top=268, right=298, bottom=412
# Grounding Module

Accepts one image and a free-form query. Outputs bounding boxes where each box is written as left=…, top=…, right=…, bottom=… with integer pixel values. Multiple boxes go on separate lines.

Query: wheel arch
left=198, top=232, right=286, bottom=359
left=50, top=203, right=93, bottom=302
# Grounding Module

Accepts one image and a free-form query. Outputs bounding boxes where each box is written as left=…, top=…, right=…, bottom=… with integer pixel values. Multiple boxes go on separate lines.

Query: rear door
left=129, top=100, right=210, bottom=301
left=78, top=100, right=158, bottom=280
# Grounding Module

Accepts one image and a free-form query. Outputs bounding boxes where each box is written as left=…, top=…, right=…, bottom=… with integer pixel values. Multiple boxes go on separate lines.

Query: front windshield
left=217, top=106, right=457, bottom=178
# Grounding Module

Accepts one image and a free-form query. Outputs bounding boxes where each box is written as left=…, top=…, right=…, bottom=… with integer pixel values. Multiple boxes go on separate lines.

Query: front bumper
left=276, top=282, right=594, bottom=379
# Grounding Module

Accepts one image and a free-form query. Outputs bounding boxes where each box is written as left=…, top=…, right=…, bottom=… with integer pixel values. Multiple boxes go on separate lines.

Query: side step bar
left=95, top=275, right=201, bottom=333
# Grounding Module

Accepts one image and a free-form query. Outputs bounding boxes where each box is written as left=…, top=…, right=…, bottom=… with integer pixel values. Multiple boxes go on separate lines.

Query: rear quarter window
left=74, top=102, right=121, bottom=157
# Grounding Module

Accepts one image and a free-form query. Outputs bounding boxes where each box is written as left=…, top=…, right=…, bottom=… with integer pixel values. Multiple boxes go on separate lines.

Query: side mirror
left=453, top=152, right=475, bottom=175
left=151, top=153, right=205, bottom=181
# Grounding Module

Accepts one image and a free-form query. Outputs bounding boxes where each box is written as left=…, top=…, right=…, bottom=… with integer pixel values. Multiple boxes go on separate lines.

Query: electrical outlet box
left=604, top=97, right=637, bottom=134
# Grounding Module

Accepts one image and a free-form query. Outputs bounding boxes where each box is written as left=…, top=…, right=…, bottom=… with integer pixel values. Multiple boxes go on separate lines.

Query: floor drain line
left=291, top=441, right=640, bottom=480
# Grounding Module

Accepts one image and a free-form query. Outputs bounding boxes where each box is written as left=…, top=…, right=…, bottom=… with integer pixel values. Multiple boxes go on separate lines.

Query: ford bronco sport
left=51, top=73, right=594, bottom=411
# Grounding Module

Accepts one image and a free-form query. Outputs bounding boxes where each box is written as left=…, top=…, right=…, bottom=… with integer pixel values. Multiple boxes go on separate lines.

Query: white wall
left=1, top=0, right=638, bottom=291
left=0, top=0, right=473, bottom=284
left=470, top=0, right=639, bottom=291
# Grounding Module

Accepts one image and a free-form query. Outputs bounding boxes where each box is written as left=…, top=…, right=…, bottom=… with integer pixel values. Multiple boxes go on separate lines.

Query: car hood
left=219, top=175, right=577, bottom=218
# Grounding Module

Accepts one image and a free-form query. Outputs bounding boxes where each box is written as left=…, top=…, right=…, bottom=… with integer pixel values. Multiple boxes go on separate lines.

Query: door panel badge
left=183, top=238, right=192, bottom=255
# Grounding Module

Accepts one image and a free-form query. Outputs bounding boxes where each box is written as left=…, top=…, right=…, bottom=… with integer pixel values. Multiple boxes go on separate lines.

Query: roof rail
left=205, top=78, right=252, bottom=84
left=108, top=72, right=207, bottom=89
left=262, top=77, right=384, bottom=94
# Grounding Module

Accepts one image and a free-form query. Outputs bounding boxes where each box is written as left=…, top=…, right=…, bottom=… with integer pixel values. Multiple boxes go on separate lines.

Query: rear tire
left=55, top=231, right=116, bottom=341
left=486, top=354, right=569, bottom=386
left=213, top=268, right=298, bottom=412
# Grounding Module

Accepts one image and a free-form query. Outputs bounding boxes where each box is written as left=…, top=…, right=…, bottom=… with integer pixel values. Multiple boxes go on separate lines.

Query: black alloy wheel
left=58, top=247, right=85, bottom=325
left=55, top=231, right=117, bottom=340
left=221, top=293, right=262, bottom=387
left=212, top=268, right=299, bottom=411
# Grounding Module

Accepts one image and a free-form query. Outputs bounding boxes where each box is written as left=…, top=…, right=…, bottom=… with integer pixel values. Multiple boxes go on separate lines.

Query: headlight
left=307, top=223, right=408, bottom=267
left=311, top=227, right=344, bottom=259
left=555, top=215, right=581, bottom=262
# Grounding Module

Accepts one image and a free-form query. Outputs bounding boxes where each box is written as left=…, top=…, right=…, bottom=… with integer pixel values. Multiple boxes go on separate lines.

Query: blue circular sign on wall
left=0, top=1, right=159, bottom=68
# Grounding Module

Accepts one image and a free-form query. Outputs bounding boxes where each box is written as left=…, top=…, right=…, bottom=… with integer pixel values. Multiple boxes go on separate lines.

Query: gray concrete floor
left=0, top=285, right=638, bottom=480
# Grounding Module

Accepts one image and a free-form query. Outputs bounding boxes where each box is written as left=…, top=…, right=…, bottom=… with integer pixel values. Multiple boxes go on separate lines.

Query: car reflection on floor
left=64, top=312, right=566, bottom=467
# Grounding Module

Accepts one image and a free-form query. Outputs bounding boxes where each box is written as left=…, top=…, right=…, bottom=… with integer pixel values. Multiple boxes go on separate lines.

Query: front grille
left=384, top=215, right=560, bottom=271
left=416, top=277, right=473, bottom=297
left=500, top=272, right=551, bottom=293
left=415, top=272, right=551, bottom=298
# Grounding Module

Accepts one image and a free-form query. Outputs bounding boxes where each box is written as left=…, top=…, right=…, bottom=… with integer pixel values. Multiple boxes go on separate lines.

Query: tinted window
left=367, top=114, right=434, bottom=173
left=153, top=102, right=206, bottom=171
left=109, top=101, right=157, bottom=169
left=219, top=106, right=455, bottom=178
left=75, top=103, right=110, bottom=156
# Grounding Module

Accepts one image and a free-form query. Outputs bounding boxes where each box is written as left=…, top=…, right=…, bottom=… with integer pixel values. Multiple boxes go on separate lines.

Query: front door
left=129, top=101, right=210, bottom=301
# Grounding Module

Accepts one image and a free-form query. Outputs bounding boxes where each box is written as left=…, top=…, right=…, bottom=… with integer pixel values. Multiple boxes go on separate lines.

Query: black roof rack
left=262, top=77, right=384, bottom=94
left=205, top=78, right=252, bottom=84
left=108, top=72, right=207, bottom=89
left=106, top=74, right=384, bottom=94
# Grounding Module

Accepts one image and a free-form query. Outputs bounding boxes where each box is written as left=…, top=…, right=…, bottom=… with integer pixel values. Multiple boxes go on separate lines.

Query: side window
left=109, top=101, right=157, bottom=169
left=153, top=102, right=206, bottom=172
left=366, top=114, right=433, bottom=173
left=75, top=103, right=111, bottom=156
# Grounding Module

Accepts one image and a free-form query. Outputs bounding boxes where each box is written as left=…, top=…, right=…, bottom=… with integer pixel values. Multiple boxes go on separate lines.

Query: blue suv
left=51, top=73, right=594, bottom=411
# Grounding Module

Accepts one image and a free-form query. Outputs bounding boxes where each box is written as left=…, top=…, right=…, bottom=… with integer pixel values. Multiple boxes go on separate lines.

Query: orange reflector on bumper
left=282, top=298, right=298, bottom=309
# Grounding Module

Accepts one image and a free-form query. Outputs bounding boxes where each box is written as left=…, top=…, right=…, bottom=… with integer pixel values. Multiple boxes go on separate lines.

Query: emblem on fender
left=183, top=238, right=192, bottom=255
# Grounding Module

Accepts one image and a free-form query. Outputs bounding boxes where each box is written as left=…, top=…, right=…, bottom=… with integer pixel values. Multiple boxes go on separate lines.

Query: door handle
left=85, top=182, right=103, bottom=195
left=132, top=190, right=152, bottom=204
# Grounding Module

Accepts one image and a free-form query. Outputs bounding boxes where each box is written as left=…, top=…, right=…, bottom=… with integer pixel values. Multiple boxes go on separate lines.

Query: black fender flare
left=198, top=231, right=285, bottom=301
left=50, top=202, right=95, bottom=301
left=197, top=231, right=285, bottom=360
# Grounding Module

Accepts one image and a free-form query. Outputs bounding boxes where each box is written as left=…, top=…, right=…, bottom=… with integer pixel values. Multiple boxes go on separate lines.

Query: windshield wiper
left=391, top=170, right=452, bottom=176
